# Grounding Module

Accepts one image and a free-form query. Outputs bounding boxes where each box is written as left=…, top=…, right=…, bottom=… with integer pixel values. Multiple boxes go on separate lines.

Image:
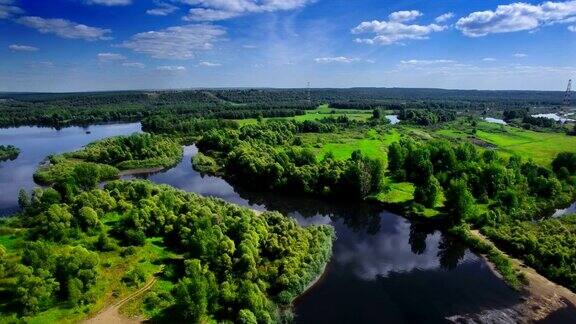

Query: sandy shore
left=470, top=230, right=576, bottom=322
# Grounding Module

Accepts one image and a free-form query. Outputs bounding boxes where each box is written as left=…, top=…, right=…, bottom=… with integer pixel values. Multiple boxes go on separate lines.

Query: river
left=0, top=123, right=538, bottom=323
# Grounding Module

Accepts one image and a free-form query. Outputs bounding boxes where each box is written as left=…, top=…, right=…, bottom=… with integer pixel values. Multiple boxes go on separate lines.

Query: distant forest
left=0, top=88, right=564, bottom=127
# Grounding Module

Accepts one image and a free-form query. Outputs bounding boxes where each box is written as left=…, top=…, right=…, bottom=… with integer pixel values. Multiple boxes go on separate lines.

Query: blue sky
left=0, top=0, right=575, bottom=92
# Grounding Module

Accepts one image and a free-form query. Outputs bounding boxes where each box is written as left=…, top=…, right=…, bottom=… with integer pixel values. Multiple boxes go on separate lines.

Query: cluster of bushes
left=196, top=121, right=385, bottom=199
left=397, top=109, right=456, bottom=126
left=0, top=144, right=20, bottom=162
left=521, top=116, right=557, bottom=128
left=66, top=133, right=182, bottom=170
left=2, top=240, right=99, bottom=315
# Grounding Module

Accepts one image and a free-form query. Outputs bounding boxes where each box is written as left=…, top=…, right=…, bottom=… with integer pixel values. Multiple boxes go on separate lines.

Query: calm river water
left=0, top=123, right=544, bottom=323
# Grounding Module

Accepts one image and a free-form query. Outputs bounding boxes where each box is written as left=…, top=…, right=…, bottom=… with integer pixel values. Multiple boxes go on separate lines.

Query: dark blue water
left=0, top=125, right=531, bottom=322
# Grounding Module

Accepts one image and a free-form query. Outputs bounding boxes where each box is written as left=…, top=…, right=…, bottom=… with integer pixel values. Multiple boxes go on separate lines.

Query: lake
left=0, top=123, right=532, bottom=322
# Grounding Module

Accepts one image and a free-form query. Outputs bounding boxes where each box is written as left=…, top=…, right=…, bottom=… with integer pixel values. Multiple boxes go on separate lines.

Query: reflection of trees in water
left=408, top=223, right=435, bottom=255
left=437, top=234, right=467, bottom=270
left=236, top=184, right=467, bottom=269
left=235, top=187, right=382, bottom=234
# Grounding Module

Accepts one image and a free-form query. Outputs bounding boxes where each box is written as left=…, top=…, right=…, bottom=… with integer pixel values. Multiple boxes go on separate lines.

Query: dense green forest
left=34, top=133, right=182, bottom=186
left=0, top=88, right=564, bottom=127
left=0, top=134, right=334, bottom=322
left=0, top=145, right=19, bottom=162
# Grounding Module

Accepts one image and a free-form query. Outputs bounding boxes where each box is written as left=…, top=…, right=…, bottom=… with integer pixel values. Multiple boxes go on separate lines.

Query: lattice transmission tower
left=565, top=79, right=572, bottom=108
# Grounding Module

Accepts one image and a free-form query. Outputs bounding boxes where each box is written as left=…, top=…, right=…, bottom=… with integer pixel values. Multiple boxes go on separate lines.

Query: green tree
left=18, top=188, right=30, bottom=210
left=414, top=175, right=441, bottom=208
left=445, top=179, right=477, bottom=224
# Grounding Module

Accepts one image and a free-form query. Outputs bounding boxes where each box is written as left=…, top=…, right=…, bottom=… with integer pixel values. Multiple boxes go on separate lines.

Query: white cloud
left=147, top=2, right=179, bottom=16
left=514, top=53, right=528, bottom=58
left=122, top=62, right=145, bottom=68
left=435, top=12, right=454, bottom=23
left=119, top=24, right=225, bottom=60
left=98, top=52, right=126, bottom=62
left=0, top=0, right=23, bottom=19
left=85, top=0, right=131, bottom=6
left=569, top=25, right=576, bottom=31
left=456, top=1, right=576, bottom=37
left=198, top=61, right=221, bottom=67
left=9, top=44, right=38, bottom=52
left=400, top=59, right=456, bottom=65
left=17, top=16, right=112, bottom=41
left=482, top=57, right=497, bottom=62
left=182, top=0, right=316, bottom=21
left=352, top=11, right=447, bottom=45
left=314, top=56, right=361, bottom=63
left=389, top=10, right=422, bottom=22
left=157, top=65, right=186, bottom=71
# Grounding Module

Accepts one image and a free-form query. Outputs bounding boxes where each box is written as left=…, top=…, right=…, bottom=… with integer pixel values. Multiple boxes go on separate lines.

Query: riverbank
left=470, top=230, right=576, bottom=322
left=118, top=167, right=165, bottom=177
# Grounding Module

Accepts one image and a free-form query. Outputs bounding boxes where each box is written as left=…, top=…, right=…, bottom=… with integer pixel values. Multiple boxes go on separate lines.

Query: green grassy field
left=301, top=128, right=401, bottom=164
left=436, top=121, right=576, bottom=166
left=236, top=104, right=372, bottom=126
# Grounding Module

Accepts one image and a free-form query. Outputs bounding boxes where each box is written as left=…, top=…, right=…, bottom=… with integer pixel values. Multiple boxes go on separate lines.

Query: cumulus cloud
left=0, top=0, right=23, bottom=19
left=569, top=25, right=576, bottom=31
left=17, top=16, right=112, bottom=41
left=122, top=62, right=145, bottom=68
left=352, top=10, right=447, bottom=45
left=389, top=10, right=422, bottom=22
left=400, top=59, right=456, bottom=65
left=97, top=52, right=126, bottom=62
left=147, top=2, right=179, bottom=16
left=85, top=0, right=131, bottom=6
left=119, top=24, right=225, bottom=60
left=182, top=0, right=315, bottom=21
left=514, top=53, right=528, bottom=58
left=456, top=1, right=576, bottom=37
left=157, top=65, right=186, bottom=71
left=435, top=12, right=454, bottom=23
left=198, top=61, right=221, bottom=67
left=9, top=44, right=38, bottom=52
left=482, top=57, right=497, bottom=62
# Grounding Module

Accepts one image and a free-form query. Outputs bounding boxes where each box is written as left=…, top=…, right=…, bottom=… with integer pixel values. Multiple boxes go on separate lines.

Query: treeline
left=0, top=145, right=20, bottom=162
left=397, top=109, right=456, bottom=126
left=0, top=88, right=563, bottom=127
left=0, top=89, right=313, bottom=127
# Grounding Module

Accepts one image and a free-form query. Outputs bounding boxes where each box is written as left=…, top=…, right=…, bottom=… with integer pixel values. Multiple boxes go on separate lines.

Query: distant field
left=301, top=128, right=400, bottom=165
left=436, top=121, right=576, bottom=166
left=236, top=104, right=372, bottom=126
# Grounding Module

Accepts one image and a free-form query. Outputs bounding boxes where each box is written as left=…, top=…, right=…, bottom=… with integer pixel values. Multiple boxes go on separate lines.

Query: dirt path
left=471, top=230, right=576, bottom=322
left=83, top=278, right=157, bottom=324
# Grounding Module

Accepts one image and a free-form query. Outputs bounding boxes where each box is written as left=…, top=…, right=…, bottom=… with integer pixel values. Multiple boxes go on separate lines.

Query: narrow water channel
left=0, top=123, right=529, bottom=322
